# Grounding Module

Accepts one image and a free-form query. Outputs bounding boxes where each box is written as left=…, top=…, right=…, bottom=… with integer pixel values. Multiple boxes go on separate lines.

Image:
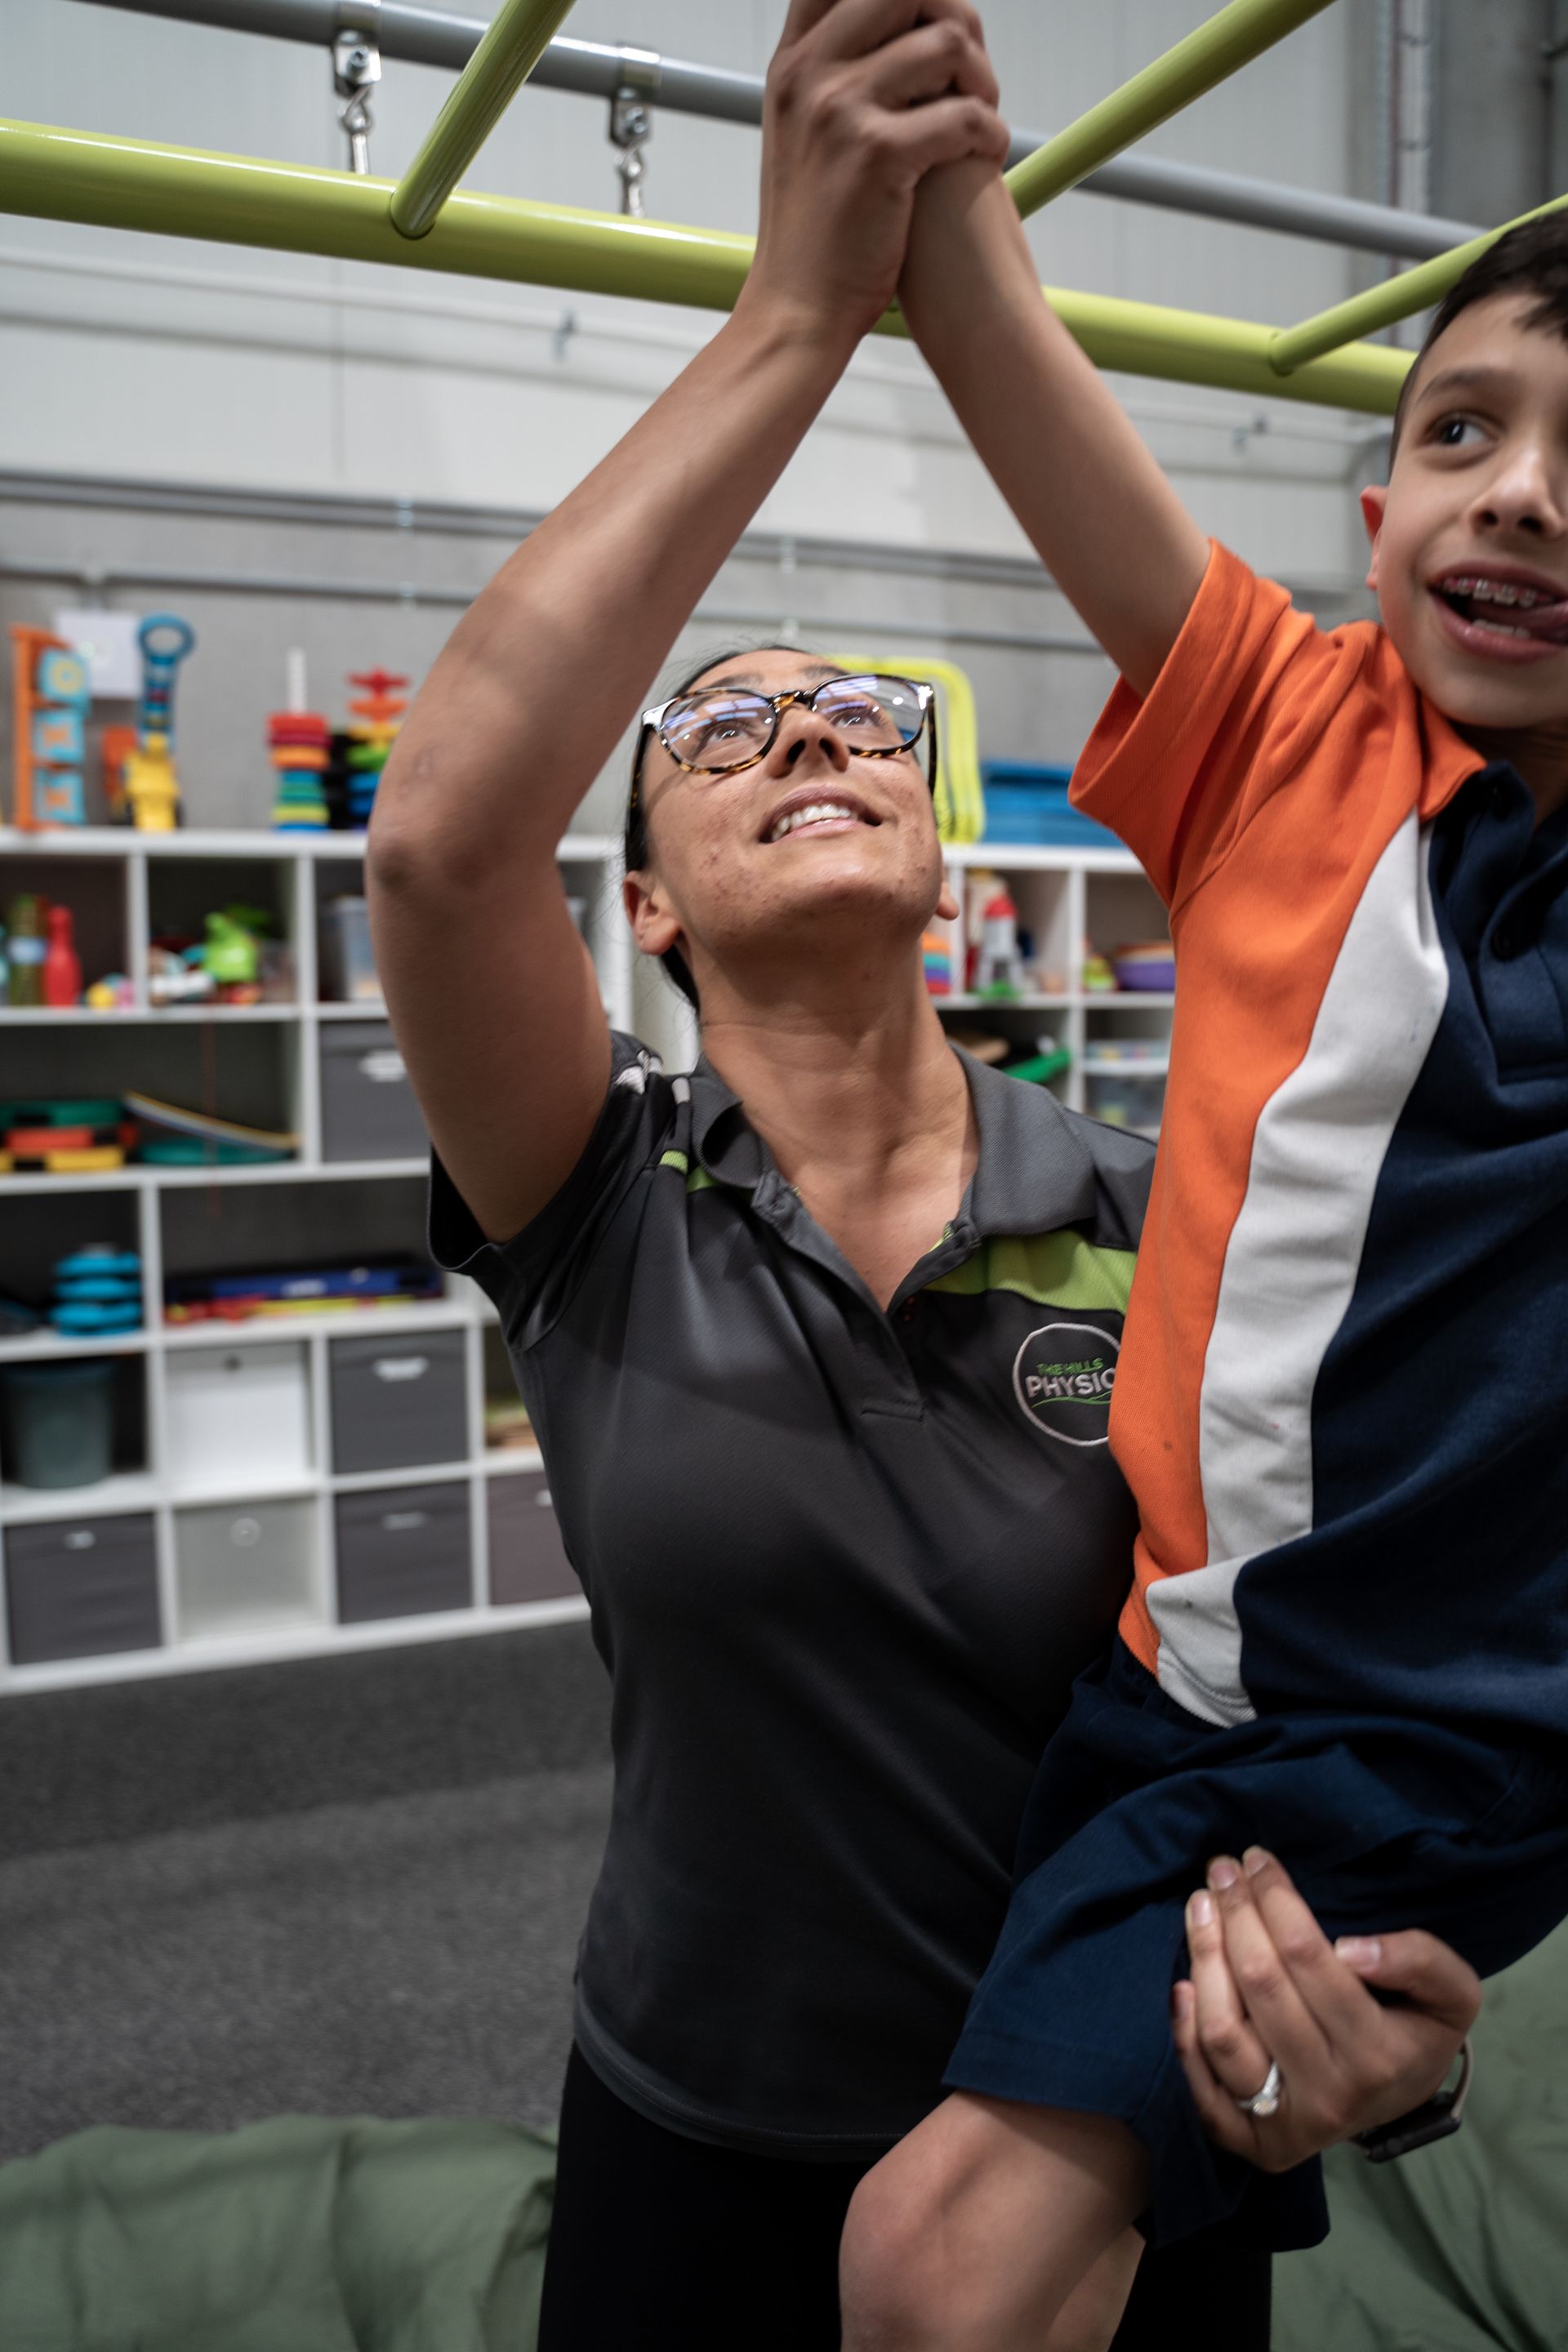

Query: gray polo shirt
left=431, top=1036, right=1152, bottom=2160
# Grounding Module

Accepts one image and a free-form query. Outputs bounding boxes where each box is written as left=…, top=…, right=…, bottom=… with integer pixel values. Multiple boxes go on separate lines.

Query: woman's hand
left=1173, top=1846, right=1481, bottom=2172
left=372, top=2, right=1003, bottom=1246
left=744, top=0, right=1009, bottom=350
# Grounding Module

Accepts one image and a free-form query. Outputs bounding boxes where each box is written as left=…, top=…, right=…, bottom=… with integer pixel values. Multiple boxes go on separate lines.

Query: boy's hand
left=897, top=65, right=1208, bottom=693
left=1174, top=1847, right=1481, bottom=2172
left=742, top=0, right=1009, bottom=354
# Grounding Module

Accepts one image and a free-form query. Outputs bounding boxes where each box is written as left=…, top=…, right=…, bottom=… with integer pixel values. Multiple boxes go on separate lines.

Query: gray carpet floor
left=0, top=1623, right=612, bottom=2165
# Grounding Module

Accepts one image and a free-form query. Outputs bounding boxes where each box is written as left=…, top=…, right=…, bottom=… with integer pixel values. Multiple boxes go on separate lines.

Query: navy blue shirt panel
left=1238, top=768, right=1568, bottom=1744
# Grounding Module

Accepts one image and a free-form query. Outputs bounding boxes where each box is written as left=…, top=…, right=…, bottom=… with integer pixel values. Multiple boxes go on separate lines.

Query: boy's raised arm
left=899, top=158, right=1210, bottom=696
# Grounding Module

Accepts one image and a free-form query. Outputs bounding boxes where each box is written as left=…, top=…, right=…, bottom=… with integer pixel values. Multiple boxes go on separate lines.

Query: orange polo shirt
left=1071, top=541, right=1481, bottom=1722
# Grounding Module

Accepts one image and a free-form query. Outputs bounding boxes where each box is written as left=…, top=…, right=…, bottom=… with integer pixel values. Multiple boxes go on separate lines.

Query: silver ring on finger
left=1234, top=2060, right=1283, bottom=2118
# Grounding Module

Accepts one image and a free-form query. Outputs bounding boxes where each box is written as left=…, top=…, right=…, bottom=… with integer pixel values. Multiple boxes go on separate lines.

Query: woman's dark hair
left=623, top=641, right=831, bottom=1013
left=1392, top=213, right=1568, bottom=449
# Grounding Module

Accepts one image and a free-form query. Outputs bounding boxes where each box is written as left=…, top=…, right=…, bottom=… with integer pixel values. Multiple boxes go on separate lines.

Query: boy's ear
left=1360, top=484, right=1388, bottom=595
left=938, top=875, right=960, bottom=923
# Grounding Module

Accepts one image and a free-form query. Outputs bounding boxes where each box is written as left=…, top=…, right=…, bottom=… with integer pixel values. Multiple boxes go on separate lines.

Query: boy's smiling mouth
left=1429, top=564, right=1568, bottom=657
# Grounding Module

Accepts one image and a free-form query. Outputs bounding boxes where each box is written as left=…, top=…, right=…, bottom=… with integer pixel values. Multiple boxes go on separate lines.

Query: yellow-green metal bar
left=1269, top=189, right=1568, bottom=373
left=1004, top=0, right=1338, bottom=220
left=389, top=0, right=579, bottom=239
left=0, top=120, right=1410, bottom=414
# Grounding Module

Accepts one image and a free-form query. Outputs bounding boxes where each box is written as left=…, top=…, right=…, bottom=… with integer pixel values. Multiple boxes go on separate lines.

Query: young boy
left=838, top=156, right=1568, bottom=2351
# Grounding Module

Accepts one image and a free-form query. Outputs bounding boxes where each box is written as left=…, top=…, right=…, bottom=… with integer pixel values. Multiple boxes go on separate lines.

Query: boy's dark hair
left=623, top=641, right=829, bottom=1013
left=1392, top=212, right=1568, bottom=448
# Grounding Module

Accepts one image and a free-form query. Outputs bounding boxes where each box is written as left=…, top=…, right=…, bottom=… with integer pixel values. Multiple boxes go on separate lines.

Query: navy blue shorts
left=944, top=1641, right=1568, bottom=2249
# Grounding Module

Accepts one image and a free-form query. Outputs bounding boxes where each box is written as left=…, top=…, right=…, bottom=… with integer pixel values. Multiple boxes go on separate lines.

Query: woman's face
left=625, top=651, right=956, bottom=993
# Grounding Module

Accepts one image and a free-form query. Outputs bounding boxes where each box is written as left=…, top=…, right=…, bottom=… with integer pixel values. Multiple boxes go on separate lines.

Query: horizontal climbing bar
left=0, top=119, right=1409, bottom=413
left=69, top=0, right=1487, bottom=263
left=1269, top=189, right=1568, bottom=372
left=1004, top=0, right=1338, bottom=220
left=389, top=0, right=580, bottom=239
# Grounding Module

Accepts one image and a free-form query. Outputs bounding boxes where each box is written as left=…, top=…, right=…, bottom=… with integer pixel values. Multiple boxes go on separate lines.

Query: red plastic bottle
left=42, top=902, right=82, bottom=1009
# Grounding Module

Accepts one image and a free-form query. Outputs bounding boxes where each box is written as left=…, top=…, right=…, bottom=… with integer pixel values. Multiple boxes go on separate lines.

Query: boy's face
left=1362, top=294, right=1568, bottom=730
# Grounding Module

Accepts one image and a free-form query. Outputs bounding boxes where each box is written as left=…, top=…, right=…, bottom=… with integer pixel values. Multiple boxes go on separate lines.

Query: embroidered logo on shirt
left=1013, top=1321, right=1120, bottom=1446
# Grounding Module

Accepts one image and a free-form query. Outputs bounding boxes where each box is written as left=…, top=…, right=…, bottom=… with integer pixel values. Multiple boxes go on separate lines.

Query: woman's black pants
left=538, top=2045, right=1272, bottom=2351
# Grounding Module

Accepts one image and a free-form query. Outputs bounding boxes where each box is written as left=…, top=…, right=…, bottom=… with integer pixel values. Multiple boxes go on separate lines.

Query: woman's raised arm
left=368, top=0, right=1007, bottom=1245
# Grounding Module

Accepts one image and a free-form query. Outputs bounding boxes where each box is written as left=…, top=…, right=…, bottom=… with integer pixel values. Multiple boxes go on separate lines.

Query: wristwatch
left=1354, top=2036, right=1473, bottom=2163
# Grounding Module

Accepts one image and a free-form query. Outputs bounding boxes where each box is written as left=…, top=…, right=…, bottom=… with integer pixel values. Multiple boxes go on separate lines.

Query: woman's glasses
left=639, top=673, right=935, bottom=784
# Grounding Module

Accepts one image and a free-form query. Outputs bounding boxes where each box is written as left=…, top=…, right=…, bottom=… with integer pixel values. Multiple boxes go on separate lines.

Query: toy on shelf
left=1085, top=1040, right=1169, bottom=1071
left=84, top=973, right=136, bottom=1011
left=42, top=905, right=82, bottom=1009
left=342, top=667, right=408, bottom=828
left=146, top=903, right=282, bottom=1006
left=1111, top=941, right=1176, bottom=993
left=163, top=1254, right=442, bottom=1324
left=124, top=1090, right=296, bottom=1165
left=8, top=626, right=90, bottom=831
left=266, top=657, right=408, bottom=832
left=3, top=890, right=118, bottom=1011
left=978, top=763, right=1123, bottom=852
left=121, top=615, right=196, bottom=831
left=921, top=927, right=951, bottom=997
left=0, top=1098, right=134, bottom=1175
left=947, top=1027, right=1071, bottom=1089
left=973, top=884, right=1023, bottom=999
left=203, top=907, right=263, bottom=999
left=50, top=1246, right=143, bottom=1337
left=100, top=724, right=140, bottom=822
left=1004, top=1039, right=1074, bottom=1087
left=269, top=711, right=332, bottom=830
left=1082, top=947, right=1117, bottom=995
left=265, top=646, right=328, bottom=830
left=6, top=893, right=46, bottom=1005
left=147, top=945, right=215, bottom=1006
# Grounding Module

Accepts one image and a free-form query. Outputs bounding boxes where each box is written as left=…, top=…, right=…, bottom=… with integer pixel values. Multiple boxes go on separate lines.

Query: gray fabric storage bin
left=319, top=1021, right=427, bottom=1164
left=335, top=1480, right=471, bottom=1624
left=329, top=1330, right=468, bottom=1475
left=488, top=1471, right=581, bottom=1606
left=5, top=1512, right=162, bottom=1665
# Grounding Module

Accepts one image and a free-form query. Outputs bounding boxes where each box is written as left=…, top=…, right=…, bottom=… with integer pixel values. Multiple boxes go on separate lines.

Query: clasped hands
left=740, top=0, right=1007, bottom=353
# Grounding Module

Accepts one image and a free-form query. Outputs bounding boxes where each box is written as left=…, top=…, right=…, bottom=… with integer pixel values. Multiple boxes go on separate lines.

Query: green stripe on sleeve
left=659, top=1151, right=689, bottom=1174
left=927, top=1231, right=1137, bottom=1312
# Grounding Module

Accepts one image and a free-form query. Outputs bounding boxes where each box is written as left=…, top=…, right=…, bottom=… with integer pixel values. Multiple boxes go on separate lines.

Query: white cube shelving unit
left=0, top=824, right=629, bottom=1695
left=0, top=827, right=1165, bottom=1695
left=935, top=844, right=1172, bottom=1134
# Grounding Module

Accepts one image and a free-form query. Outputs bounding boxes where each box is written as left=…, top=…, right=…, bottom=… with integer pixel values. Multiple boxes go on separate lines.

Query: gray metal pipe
left=67, top=0, right=1484, bottom=261
left=0, top=467, right=1096, bottom=595
left=0, top=552, right=1107, bottom=660
left=1083, top=155, right=1477, bottom=260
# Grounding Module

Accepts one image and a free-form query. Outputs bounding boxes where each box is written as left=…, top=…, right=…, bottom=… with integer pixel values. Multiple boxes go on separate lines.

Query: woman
left=368, top=6, right=1479, bottom=2345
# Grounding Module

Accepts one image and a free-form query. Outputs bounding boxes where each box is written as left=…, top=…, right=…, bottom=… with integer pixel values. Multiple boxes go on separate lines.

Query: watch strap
left=1354, top=2035, right=1473, bottom=2164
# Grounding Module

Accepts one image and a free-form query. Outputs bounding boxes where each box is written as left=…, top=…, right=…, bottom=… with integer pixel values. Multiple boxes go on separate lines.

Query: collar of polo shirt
left=685, top=1047, right=1104, bottom=1241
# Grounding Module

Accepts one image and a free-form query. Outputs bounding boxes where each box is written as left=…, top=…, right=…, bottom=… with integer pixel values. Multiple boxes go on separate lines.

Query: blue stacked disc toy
left=51, top=1245, right=143, bottom=1335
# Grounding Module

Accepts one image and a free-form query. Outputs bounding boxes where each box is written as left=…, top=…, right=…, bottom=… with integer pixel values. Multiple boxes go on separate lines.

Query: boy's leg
left=839, top=2091, right=1148, bottom=2352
